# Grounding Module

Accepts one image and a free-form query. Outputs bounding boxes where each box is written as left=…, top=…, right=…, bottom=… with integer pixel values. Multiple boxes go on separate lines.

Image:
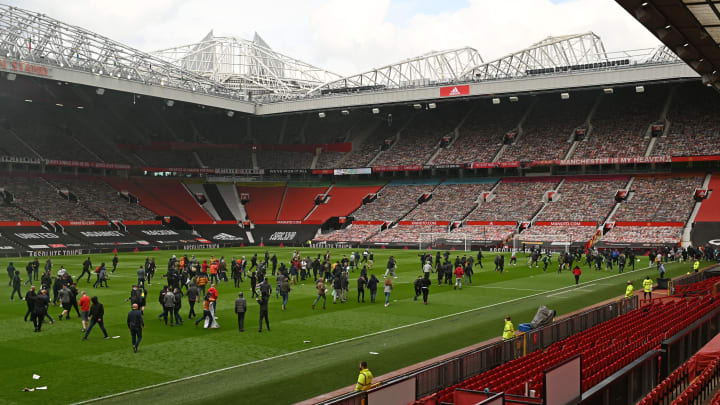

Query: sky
left=7, top=0, right=661, bottom=76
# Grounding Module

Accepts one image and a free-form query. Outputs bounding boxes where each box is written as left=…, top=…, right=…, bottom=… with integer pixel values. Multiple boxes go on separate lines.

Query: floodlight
left=603, top=88, right=614, bottom=94
left=560, top=93, right=570, bottom=100
left=635, top=86, right=645, bottom=93
left=509, top=96, right=519, bottom=102
left=492, top=98, right=501, bottom=105
left=318, top=112, right=326, bottom=118
left=372, top=108, right=380, bottom=114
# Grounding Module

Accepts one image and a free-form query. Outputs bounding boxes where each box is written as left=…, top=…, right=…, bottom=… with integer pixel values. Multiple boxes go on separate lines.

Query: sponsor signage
left=312, top=169, right=334, bottom=175
left=0, top=155, right=43, bottom=165
left=15, top=233, right=59, bottom=239
left=672, top=155, right=720, bottom=163
left=253, top=220, right=322, bottom=225
left=45, top=160, right=131, bottom=170
left=266, top=169, right=309, bottom=175
left=0, top=246, right=15, bottom=250
left=28, top=244, right=50, bottom=249
left=428, top=164, right=463, bottom=169
left=352, top=221, right=385, bottom=225
left=0, top=221, right=42, bottom=227
left=28, top=249, right=84, bottom=256
left=0, top=58, right=50, bottom=76
left=183, top=243, right=219, bottom=250
left=534, top=221, right=597, bottom=227
left=333, top=168, right=372, bottom=175
left=497, top=161, right=520, bottom=168
left=466, top=162, right=497, bottom=169
left=142, top=167, right=264, bottom=175
left=268, top=232, right=297, bottom=241
left=397, top=221, right=450, bottom=226
left=141, top=230, right=179, bottom=236
left=48, top=244, right=67, bottom=248
left=440, top=84, right=470, bottom=97
left=556, top=156, right=671, bottom=166
left=372, top=165, right=423, bottom=172
left=80, top=231, right=125, bottom=237
left=58, top=220, right=109, bottom=226
left=465, top=221, right=516, bottom=226
left=613, top=222, right=684, bottom=227
left=123, top=220, right=162, bottom=226
left=212, top=233, right=244, bottom=241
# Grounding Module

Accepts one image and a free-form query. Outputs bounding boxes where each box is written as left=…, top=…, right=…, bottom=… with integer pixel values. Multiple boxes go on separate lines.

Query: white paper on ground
left=369, top=352, right=379, bottom=355
left=24, top=388, right=34, bottom=392
left=303, top=340, right=311, bottom=343
left=112, top=336, right=120, bottom=339
left=32, top=374, right=40, bottom=380
left=36, top=386, right=47, bottom=390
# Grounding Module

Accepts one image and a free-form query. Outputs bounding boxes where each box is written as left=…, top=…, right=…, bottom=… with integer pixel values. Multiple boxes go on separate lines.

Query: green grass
left=0, top=248, right=707, bottom=404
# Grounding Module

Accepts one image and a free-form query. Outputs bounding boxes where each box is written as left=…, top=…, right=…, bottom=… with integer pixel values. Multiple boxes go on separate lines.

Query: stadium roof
left=0, top=3, right=697, bottom=113
left=151, top=31, right=345, bottom=99
left=616, top=0, right=720, bottom=89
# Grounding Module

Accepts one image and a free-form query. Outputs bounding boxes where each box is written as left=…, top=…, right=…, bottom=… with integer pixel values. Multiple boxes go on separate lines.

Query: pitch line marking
left=71, top=264, right=656, bottom=404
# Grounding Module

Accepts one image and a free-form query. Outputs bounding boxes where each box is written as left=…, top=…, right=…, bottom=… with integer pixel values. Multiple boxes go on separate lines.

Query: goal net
left=419, top=233, right=469, bottom=251
left=512, top=235, right=571, bottom=254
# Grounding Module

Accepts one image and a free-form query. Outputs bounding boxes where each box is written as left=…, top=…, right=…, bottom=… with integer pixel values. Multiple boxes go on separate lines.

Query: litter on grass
left=303, top=340, right=311, bottom=343
left=23, top=388, right=34, bottom=392
left=369, top=352, right=379, bottom=355
left=36, top=386, right=47, bottom=390
left=112, top=336, right=120, bottom=339
left=32, top=374, right=40, bottom=380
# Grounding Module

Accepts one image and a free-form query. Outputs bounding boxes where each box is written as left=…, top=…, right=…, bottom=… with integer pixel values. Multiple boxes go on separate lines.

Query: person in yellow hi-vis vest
left=355, top=361, right=374, bottom=391
left=693, top=260, right=700, bottom=273
left=642, top=276, right=653, bottom=300
left=625, top=280, right=635, bottom=299
left=503, top=316, right=515, bottom=340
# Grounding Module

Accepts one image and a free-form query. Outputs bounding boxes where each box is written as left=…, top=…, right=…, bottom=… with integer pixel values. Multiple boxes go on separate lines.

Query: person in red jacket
left=453, top=266, right=464, bottom=290
left=78, top=291, right=91, bottom=332
left=207, top=284, right=218, bottom=320
left=572, top=265, right=582, bottom=285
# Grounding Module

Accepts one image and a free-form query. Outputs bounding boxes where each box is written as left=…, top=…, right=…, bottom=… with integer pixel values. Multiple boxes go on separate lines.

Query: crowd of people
left=351, top=184, right=436, bottom=221
left=611, top=176, right=703, bottom=223
left=601, top=226, right=684, bottom=245
left=518, top=225, right=598, bottom=243
left=538, top=178, right=628, bottom=222
left=467, top=181, right=557, bottom=222
left=651, top=84, right=720, bottom=157
left=404, top=183, right=494, bottom=221
left=500, top=92, right=594, bottom=162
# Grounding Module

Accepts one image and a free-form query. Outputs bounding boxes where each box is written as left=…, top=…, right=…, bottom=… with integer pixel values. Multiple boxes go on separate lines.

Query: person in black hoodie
left=82, top=296, right=109, bottom=340
left=24, top=286, right=37, bottom=322
left=79, top=257, right=93, bottom=283
left=11, top=270, right=22, bottom=300
left=367, top=274, right=379, bottom=303
left=32, top=289, right=49, bottom=332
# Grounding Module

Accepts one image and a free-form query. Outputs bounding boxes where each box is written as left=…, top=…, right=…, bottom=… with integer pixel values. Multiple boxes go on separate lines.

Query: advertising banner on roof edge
left=440, top=84, right=470, bottom=97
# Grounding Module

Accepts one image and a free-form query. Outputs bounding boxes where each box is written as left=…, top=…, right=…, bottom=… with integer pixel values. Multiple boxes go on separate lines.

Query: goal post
left=420, top=233, right=469, bottom=252
left=512, top=235, right=571, bottom=255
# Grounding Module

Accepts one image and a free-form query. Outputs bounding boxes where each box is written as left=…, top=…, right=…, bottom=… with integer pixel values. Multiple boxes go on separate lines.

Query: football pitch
left=0, top=247, right=706, bottom=404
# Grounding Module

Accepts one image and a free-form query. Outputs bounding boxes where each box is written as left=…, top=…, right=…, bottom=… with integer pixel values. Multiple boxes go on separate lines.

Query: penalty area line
left=71, top=264, right=655, bottom=404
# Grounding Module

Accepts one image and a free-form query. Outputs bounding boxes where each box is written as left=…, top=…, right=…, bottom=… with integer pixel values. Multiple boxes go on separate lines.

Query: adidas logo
left=213, top=233, right=243, bottom=241
left=449, top=87, right=461, bottom=96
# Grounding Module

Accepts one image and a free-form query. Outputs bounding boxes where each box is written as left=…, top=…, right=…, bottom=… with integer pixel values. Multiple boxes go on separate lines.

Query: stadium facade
left=0, top=4, right=718, bottom=256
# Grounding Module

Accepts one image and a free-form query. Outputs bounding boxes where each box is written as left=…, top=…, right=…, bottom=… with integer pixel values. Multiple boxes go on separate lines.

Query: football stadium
left=2, top=1, right=720, bottom=404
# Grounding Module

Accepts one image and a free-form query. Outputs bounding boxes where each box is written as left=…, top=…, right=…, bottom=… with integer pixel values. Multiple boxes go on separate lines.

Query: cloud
left=5, top=0, right=660, bottom=76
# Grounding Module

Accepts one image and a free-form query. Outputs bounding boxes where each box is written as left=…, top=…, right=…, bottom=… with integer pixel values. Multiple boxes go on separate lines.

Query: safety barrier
left=315, top=296, right=639, bottom=405
left=661, top=303, right=720, bottom=380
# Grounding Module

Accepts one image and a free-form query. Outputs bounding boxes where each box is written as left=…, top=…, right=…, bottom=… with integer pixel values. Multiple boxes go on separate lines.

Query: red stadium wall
left=695, top=173, right=720, bottom=222
left=105, top=177, right=213, bottom=223
left=277, top=186, right=329, bottom=221
left=237, top=183, right=286, bottom=221
left=307, top=185, right=384, bottom=222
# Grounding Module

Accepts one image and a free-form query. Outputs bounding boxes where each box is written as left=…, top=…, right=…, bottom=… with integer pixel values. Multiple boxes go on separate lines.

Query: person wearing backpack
left=127, top=303, right=144, bottom=352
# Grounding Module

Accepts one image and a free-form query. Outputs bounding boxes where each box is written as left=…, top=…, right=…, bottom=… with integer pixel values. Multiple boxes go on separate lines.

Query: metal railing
left=316, top=296, right=639, bottom=405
